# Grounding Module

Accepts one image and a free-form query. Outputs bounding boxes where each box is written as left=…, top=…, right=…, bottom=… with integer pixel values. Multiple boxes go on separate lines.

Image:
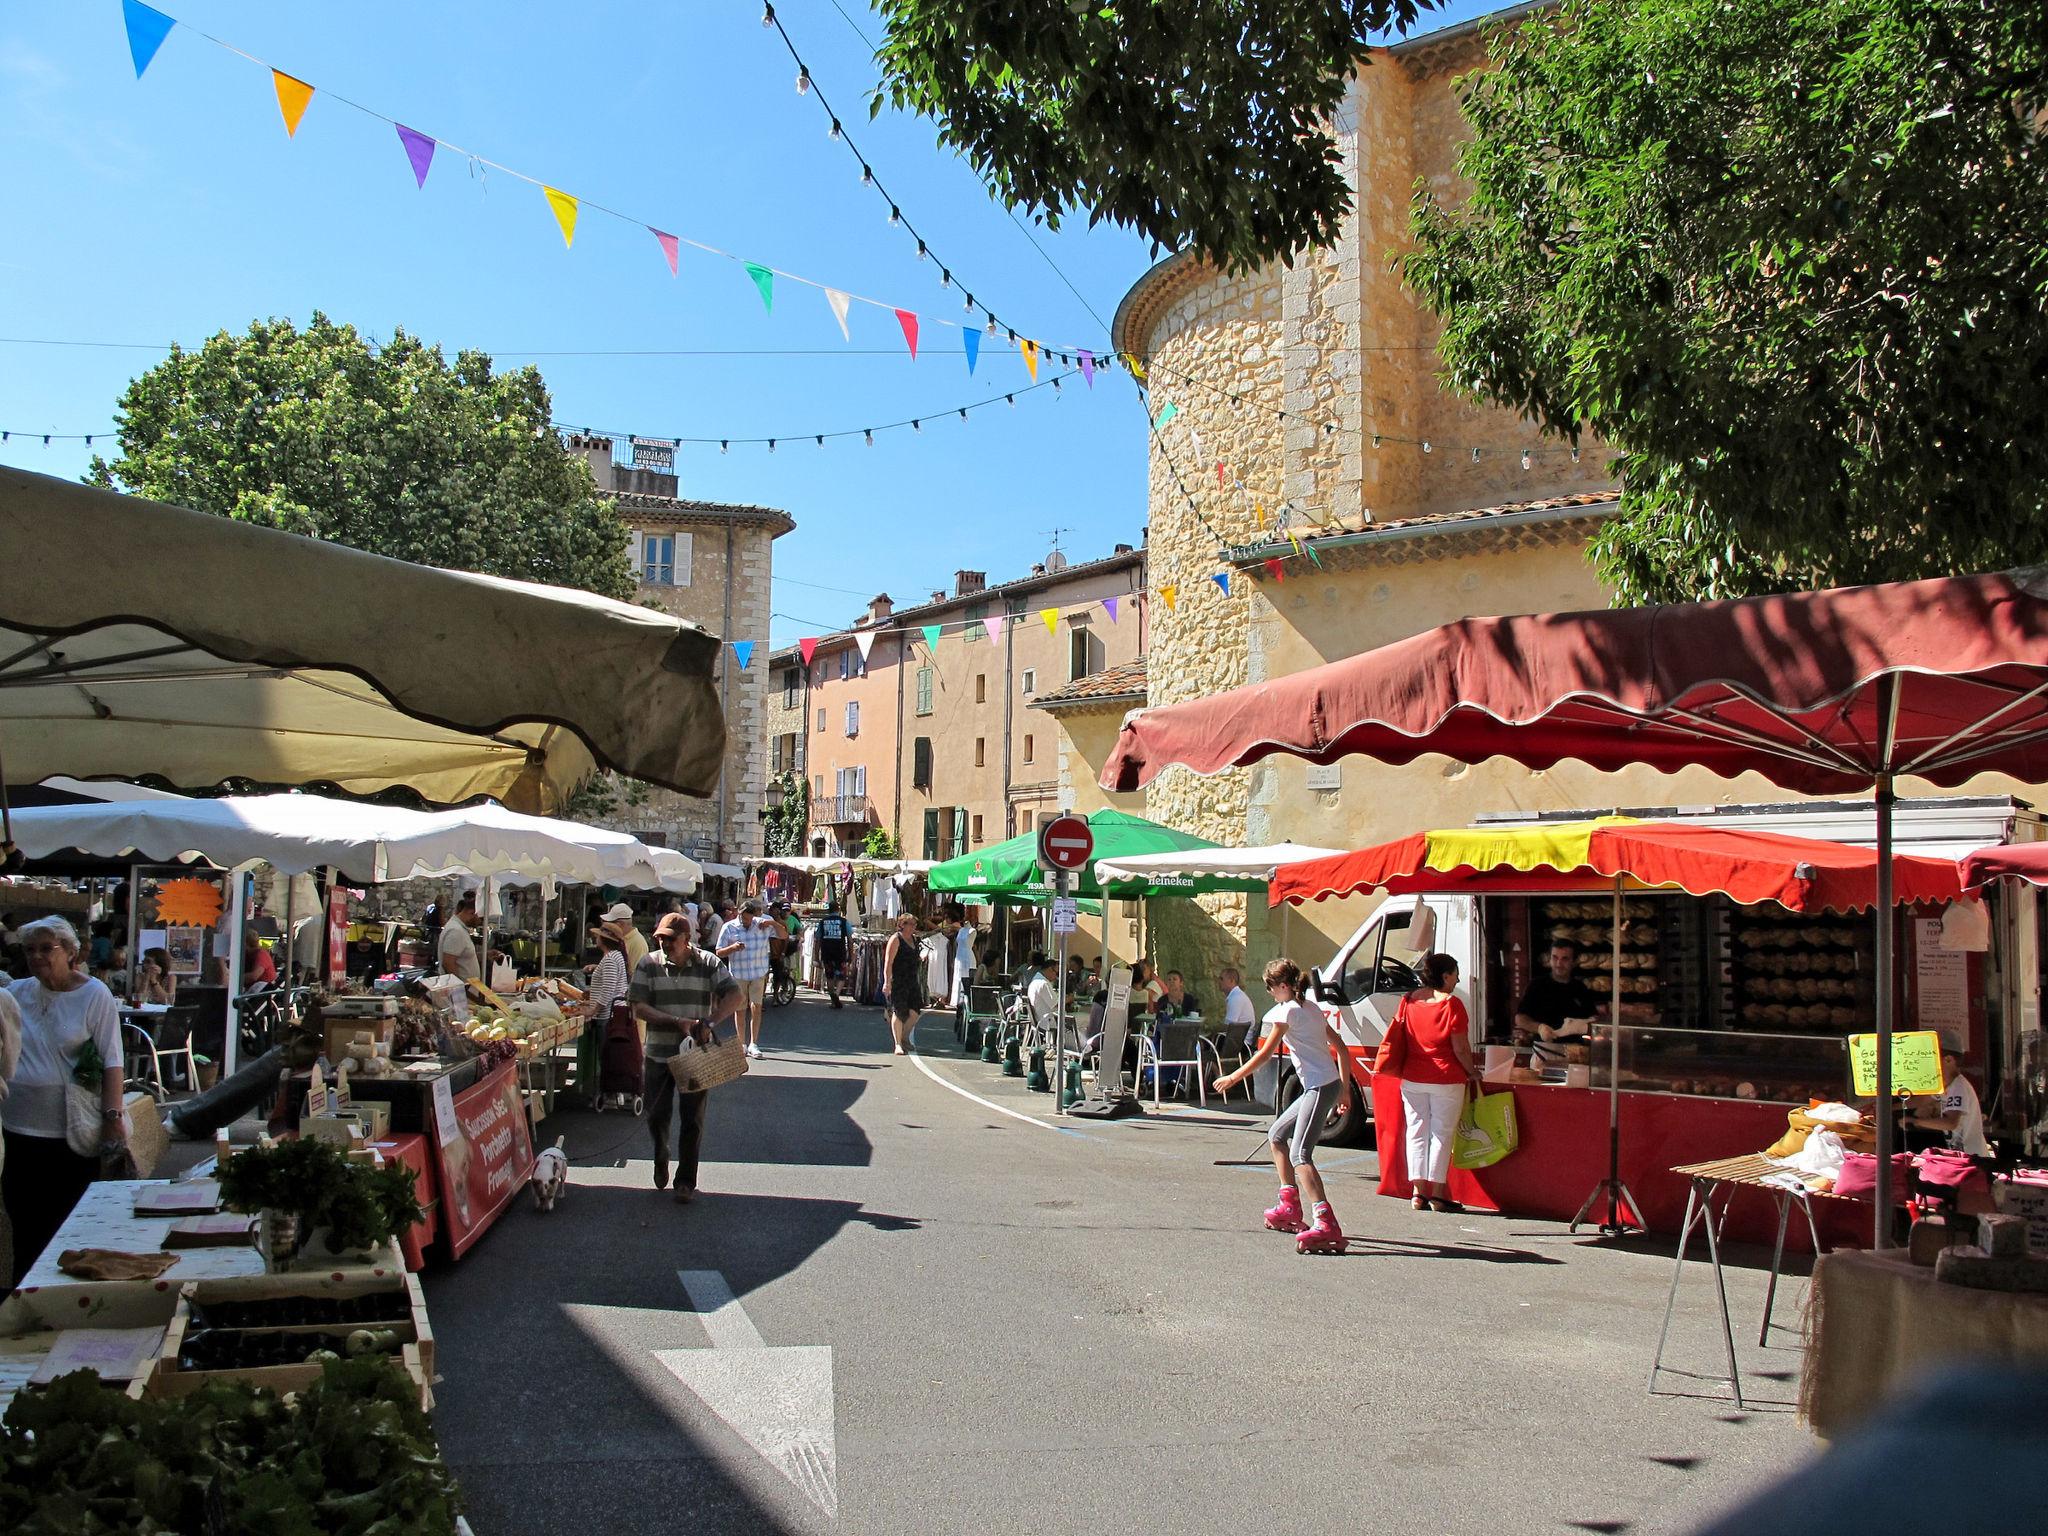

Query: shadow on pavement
left=428, top=1182, right=921, bottom=1535
left=1339, top=1235, right=1568, bottom=1265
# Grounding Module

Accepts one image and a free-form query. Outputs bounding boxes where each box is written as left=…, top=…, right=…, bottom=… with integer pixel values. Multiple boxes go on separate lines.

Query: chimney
left=929, top=589, right=945, bottom=604
left=866, top=593, right=893, bottom=626
left=1113, top=542, right=1134, bottom=555
left=954, top=570, right=986, bottom=597
left=1031, top=563, right=1047, bottom=577
left=566, top=433, right=617, bottom=493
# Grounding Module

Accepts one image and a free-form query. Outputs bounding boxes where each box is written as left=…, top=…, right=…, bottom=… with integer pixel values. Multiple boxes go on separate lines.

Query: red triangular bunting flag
left=799, top=637, right=819, bottom=667
left=895, top=310, right=919, bottom=360
left=1264, top=558, right=1285, bottom=582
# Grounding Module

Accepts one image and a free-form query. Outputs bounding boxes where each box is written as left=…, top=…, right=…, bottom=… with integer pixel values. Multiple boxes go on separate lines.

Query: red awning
left=1102, top=568, right=2048, bottom=795
left=1272, top=820, right=1965, bottom=914
left=1959, top=842, right=2048, bottom=890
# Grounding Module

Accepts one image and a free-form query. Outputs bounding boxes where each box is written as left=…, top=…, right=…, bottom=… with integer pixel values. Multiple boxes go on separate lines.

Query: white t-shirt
left=951, top=925, right=975, bottom=1006
left=1224, top=985, right=1256, bottom=1046
left=6, top=976, right=122, bottom=1139
left=1266, top=998, right=1340, bottom=1090
left=1942, top=1074, right=1991, bottom=1156
left=439, top=918, right=480, bottom=983
left=1027, top=973, right=1061, bottom=1029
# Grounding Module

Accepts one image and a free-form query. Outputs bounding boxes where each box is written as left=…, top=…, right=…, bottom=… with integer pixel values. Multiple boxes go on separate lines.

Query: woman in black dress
left=882, top=914, right=923, bottom=1056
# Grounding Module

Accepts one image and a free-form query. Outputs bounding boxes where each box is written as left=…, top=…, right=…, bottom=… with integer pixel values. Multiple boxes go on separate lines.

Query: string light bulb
left=761, top=3, right=774, bottom=23
left=1521, top=450, right=1532, bottom=470
left=1422, top=440, right=1433, bottom=454
left=767, top=439, right=777, bottom=453
left=720, top=440, right=729, bottom=453
left=795, top=68, right=810, bottom=95
left=815, top=435, right=825, bottom=447
left=1371, top=434, right=1381, bottom=449
left=940, top=269, right=952, bottom=289
left=959, top=408, right=968, bottom=421
left=828, top=118, right=841, bottom=139
left=864, top=430, right=874, bottom=446
left=860, top=164, right=873, bottom=185
left=985, top=315, right=998, bottom=336
left=912, top=419, right=922, bottom=433
left=1571, top=446, right=1581, bottom=464
left=1471, top=447, right=1482, bottom=463
left=888, top=206, right=901, bottom=226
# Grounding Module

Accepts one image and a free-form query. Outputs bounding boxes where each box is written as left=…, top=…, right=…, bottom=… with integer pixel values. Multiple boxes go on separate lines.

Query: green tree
left=90, top=314, right=634, bottom=599
left=762, top=772, right=810, bottom=858
left=1404, top=0, right=2048, bottom=604
left=861, top=827, right=901, bottom=861
left=873, top=1, right=1436, bottom=272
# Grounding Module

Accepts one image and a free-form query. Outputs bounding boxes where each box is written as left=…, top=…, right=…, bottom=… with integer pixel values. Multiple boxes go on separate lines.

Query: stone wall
left=1138, top=265, right=1285, bottom=985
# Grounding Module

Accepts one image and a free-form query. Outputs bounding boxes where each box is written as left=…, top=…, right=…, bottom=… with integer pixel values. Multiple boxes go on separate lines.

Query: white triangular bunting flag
left=854, top=629, right=876, bottom=664
left=824, top=288, right=852, bottom=341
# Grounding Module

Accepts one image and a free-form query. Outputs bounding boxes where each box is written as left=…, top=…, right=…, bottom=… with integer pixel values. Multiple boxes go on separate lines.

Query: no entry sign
left=1037, top=813, right=1094, bottom=873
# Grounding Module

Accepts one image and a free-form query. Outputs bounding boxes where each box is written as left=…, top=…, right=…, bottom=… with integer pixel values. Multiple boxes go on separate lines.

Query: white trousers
left=1401, top=1079, right=1466, bottom=1185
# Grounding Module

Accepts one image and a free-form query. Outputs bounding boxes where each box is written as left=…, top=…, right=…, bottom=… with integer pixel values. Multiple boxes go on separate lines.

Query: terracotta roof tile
left=1031, top=657, right=1148, bottom=711
left=1227, top=491, right=1618, bottom=564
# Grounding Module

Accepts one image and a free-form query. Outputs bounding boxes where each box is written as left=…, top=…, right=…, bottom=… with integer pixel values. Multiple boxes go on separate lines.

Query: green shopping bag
left=1452, top=1086, right=1518, bottom=1170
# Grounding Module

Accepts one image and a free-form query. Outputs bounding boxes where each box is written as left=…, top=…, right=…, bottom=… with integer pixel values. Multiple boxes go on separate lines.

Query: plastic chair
left=1206, top=1028, right=1254, bottom=1104
left=1138, top=1021, right=1209, bottom=1108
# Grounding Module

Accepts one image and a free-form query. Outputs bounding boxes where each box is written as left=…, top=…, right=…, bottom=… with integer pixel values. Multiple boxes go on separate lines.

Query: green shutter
left=952, top=806, right=968, bottom=856
left=922, top=808, right=941, bottom=862
left=916, top=666, right=933, bottom=716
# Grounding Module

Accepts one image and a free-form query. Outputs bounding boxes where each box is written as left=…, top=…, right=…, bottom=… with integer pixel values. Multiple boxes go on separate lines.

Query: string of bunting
left=112, top=1, right=1109, bottom=383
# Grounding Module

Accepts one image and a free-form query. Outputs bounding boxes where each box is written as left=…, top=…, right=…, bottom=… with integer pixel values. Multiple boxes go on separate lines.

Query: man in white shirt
left=603, top=902, right=649, bottom=971
left=1907, top=1051, right=1992, bottom=1156
left=439, top=893, right=481, bottom=983
left=1025, top=953, right=1060, bottom=1036
left=1220, top=966, right=1258, bottom=1052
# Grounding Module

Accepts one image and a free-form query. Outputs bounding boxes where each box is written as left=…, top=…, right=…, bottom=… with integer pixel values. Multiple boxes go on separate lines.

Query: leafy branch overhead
left=872, top=1, right=1438, bottom=271
left=90, top=314, right=637, bottom=600
left=1404, top=0, right=2048, bottom=603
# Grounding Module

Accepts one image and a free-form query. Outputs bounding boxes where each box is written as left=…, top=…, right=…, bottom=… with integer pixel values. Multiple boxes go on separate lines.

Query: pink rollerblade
left=1296, top=1204, right=1346, bottom=1255
left=1263, top=1187, right=1306, bottom=1234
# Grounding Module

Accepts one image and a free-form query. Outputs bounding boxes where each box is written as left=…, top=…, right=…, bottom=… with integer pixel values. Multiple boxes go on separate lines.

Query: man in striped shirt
left=716, top=899, right=774, bottom=1060
left=631, top=912, right=739, bottom=1203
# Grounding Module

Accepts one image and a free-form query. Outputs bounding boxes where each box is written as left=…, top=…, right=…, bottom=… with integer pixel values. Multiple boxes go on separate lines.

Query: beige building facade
left=1101, top=12, right=1806, bottom=984
left=777, top=548, right=1148, bottom=862
left=564, top=434, right=793, bottom=865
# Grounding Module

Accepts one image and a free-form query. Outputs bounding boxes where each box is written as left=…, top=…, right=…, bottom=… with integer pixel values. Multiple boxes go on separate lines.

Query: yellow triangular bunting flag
left=1256, top=503, right=1268, bottom=529
left=544, top=186, right=580, bottom=248
left=1161, top=584, right=1179, bottom=612
left=1021, top=339, right=1039, bottom=381
left=1039, top=607, right=1058, bottom=637
left=272, top=71, right=315, bottom=138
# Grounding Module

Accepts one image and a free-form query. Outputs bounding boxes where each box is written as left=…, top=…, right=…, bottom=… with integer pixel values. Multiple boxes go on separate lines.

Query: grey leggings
left=1270, top=1080, right=1343, bottom=1166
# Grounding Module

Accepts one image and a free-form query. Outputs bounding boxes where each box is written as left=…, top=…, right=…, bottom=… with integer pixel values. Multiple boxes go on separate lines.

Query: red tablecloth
left=1368, top=1074, right=1868, bottom=1250
left=371, top=1132, right=438, bottom=1271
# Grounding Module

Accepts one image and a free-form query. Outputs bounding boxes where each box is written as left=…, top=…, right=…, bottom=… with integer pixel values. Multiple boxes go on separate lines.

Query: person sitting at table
left=137, top=947, right=178, bottom=1005
left=1065, top=955, right=1086, bottom=997
left=1159, top=970, right=1199, bottom=1019
left=1221, top=965, right=1258, bottom=1053
left=1902, top=1051, right=1992, bottom=1156
left=1513, top=936, right=1605, bottom=1045
left=1025, top=953, right=1061, bottom=1035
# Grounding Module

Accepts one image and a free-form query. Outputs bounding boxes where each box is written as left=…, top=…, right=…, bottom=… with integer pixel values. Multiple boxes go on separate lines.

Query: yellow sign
left=1848, top=1030, right=1947, bottom=1097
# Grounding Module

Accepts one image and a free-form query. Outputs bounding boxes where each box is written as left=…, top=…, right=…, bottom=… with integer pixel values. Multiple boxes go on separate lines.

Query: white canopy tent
left=1091, top=843, right=1348, bottom=887
left=6, top=792, right=700, bottom=1074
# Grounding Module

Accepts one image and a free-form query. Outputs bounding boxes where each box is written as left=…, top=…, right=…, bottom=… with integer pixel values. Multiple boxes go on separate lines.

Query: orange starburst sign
left=157, top=878, right=224, bottom=928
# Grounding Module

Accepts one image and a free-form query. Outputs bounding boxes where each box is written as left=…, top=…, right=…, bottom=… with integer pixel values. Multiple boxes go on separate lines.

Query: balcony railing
left=816, top=794, right=875, bottom=826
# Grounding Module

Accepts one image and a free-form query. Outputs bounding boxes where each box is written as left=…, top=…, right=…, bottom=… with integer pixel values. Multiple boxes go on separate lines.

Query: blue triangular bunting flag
left=732, top=640, right=754, bottom=670
left=963, top=328, right=980, bottom=374
left=123, top=0, right=176, bottom=77
left=1212, top=571, right=1230, bottom=596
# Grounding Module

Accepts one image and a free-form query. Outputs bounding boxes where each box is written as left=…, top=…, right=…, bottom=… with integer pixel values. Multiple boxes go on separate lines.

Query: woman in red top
left=1372, top=952, right=1480, bottom=1213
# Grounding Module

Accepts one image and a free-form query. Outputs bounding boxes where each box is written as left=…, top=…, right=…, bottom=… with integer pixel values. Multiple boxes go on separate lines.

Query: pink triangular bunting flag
left=895, top=310, right=919, bottom=360
left=982, top=615, right=1003, bottom=643
left=799, top=637, right=819, bottom=667
left=652, top=229, right=680, bottom=276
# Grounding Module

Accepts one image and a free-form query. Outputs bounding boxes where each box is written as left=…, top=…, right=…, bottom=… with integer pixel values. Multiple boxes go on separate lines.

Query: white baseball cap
left=602, top=902, right=635, bottom=924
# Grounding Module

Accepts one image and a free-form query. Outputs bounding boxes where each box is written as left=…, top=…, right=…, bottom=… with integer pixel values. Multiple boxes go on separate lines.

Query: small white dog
left=531, top=1135, right=569, bottom=1212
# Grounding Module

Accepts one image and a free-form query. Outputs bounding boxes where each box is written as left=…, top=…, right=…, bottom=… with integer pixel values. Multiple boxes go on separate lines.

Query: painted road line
left=904, top=1046, right=1103, bottom=1138
left=658, top=1270, right=838, bottom=1520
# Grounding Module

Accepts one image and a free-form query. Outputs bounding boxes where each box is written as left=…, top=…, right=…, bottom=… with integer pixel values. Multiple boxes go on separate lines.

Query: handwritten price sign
left=1848, top=1030, right=1947, bottom=1097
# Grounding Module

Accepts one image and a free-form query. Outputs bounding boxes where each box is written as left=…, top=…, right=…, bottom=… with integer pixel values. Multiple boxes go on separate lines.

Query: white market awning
left=1092, top=842, right=1347, bottom=887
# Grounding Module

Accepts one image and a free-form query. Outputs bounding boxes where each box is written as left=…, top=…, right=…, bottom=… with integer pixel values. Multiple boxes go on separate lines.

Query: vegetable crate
left=148, top=1263, right=433, bottom=1411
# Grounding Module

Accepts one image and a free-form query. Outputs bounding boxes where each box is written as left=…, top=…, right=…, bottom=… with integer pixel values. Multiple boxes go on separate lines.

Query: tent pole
left=1873, top=773, right=1898, bottom=1247
left=1572, top=875, right=1639, bottom=1237
left=282, top=875, right=295, bottom=989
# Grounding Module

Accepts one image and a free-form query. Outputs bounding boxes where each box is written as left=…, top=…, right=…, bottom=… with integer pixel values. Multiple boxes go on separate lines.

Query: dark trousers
left=644, top=1057, right=708, bottom=1191
left=4, top=1129, right=99, bottom=1288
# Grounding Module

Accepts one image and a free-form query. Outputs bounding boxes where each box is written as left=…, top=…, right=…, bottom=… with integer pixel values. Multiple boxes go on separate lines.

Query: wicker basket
left=665, top=1029, right=749, bottom=1094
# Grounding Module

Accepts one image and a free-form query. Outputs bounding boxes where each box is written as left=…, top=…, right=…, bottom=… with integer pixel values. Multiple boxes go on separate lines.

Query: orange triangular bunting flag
left=272, top=71, right=315, bottom=138
left=1021, top=339, right=1039, bottom=381
left=1161, top=584, right=1179, bottom=612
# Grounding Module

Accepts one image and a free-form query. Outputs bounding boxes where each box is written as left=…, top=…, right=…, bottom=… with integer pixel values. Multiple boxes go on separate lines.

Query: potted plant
left=219, top=1138, right=424, bottom=1266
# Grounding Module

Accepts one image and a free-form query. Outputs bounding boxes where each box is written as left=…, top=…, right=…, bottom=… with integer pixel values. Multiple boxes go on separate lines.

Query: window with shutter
left=915, top=667, right=933, bottom=716
left=912, top=737, right=933, bottom=789
left=782, top=671, right=799, bottom=708
left=815, top=708, right=825, bottom=733
left=971, top=814, right=983, bottom=844
left=965, top=601, right=986, bottom=642
left=1023, top=734, right=1035, bottom=764
left=951, top=807, right=968, bottom=856
left=845, top=701, right=860, bottom=736
left=922, top=808, right=941, bottom=861
left=1020, top=669, right=1036, bottom=696
left=771, top=736, right=785, bottom=773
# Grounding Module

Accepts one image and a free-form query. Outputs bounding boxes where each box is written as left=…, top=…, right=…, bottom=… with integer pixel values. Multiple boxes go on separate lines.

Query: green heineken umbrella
left=927, top=808, right=1254, bottom=899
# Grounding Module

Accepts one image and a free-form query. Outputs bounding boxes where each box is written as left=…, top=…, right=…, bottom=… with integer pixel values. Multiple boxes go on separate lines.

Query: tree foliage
left=90, top=314, right=634, bottom=599
left=1404, top=0, right=2048, bottom=604
left=862, top=826, right=901, bottom=861
left=763, top=771, right=810, bottom=859
left=873, top=1, right=1436, bottom=272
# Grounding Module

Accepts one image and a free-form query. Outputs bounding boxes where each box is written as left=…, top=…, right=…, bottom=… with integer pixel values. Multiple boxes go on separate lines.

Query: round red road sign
left=1037, top=813, right=1094, bottom=872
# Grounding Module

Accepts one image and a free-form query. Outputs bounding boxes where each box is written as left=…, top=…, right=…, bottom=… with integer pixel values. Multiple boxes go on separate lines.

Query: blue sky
left=0, top=0, right=1505, bottom=647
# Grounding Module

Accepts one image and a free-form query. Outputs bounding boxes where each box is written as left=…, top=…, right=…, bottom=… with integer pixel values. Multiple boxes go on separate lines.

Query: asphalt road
left=426, top=996, right=1819, bottom=1536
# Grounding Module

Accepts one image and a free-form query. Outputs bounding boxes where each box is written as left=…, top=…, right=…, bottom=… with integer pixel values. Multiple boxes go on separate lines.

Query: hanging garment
left=924, top=933, right=948, bottom=1000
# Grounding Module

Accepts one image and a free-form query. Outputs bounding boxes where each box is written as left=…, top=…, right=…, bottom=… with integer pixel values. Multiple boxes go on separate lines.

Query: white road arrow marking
left=655, top=1269, right=838, bottom=1520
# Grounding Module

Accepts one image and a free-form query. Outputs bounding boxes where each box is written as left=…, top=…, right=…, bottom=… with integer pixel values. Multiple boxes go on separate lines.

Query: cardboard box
left=1996, top=1178, right=2048, bottom=1257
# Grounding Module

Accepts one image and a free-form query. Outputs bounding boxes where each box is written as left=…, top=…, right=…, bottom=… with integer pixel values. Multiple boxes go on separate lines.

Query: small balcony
left=816, top=794, right=875, bottom=827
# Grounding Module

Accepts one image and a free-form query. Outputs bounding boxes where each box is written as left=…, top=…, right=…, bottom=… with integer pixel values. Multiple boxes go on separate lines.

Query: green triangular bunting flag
left=744, top=262, right=774, bottom=312
left=921, top=624, right=943, bottom=653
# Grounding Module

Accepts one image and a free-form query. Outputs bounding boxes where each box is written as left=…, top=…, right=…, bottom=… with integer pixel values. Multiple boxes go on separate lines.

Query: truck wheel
left=1278, top=1070, right=1369, bottom=1147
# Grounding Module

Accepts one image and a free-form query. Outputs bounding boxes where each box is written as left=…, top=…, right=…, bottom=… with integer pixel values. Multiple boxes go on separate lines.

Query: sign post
left=1037, top=814, right=1093, bottom=1113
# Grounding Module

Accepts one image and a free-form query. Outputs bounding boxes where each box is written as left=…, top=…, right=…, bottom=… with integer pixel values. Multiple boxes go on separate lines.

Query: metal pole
left=480, top=876, right=494, bottom=992
left=1873, top=773, right=1898, bottom=1246
left=1056, top=870, right=1070, bottom=1111
left=1608, top=875, right=1624, bottom=1208
left=282, top=875, right=296, bottom=988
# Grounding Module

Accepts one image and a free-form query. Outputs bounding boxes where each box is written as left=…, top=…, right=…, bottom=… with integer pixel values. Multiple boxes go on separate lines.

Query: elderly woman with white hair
left=4, top=917, right=124, bottom=1286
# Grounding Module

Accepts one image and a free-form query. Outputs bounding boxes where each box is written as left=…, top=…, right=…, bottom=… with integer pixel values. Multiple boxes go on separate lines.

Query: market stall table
left=1800, top=1247, right=2048, bottom=1437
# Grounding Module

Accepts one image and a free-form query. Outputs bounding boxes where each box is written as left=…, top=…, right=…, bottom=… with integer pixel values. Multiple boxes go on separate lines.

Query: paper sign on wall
left=431, top=1073, right=459, bottom=1144
left=1913, top=917, right=1970, bottom=1047
left=1849, top=1030, right=1947, bottom=1097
